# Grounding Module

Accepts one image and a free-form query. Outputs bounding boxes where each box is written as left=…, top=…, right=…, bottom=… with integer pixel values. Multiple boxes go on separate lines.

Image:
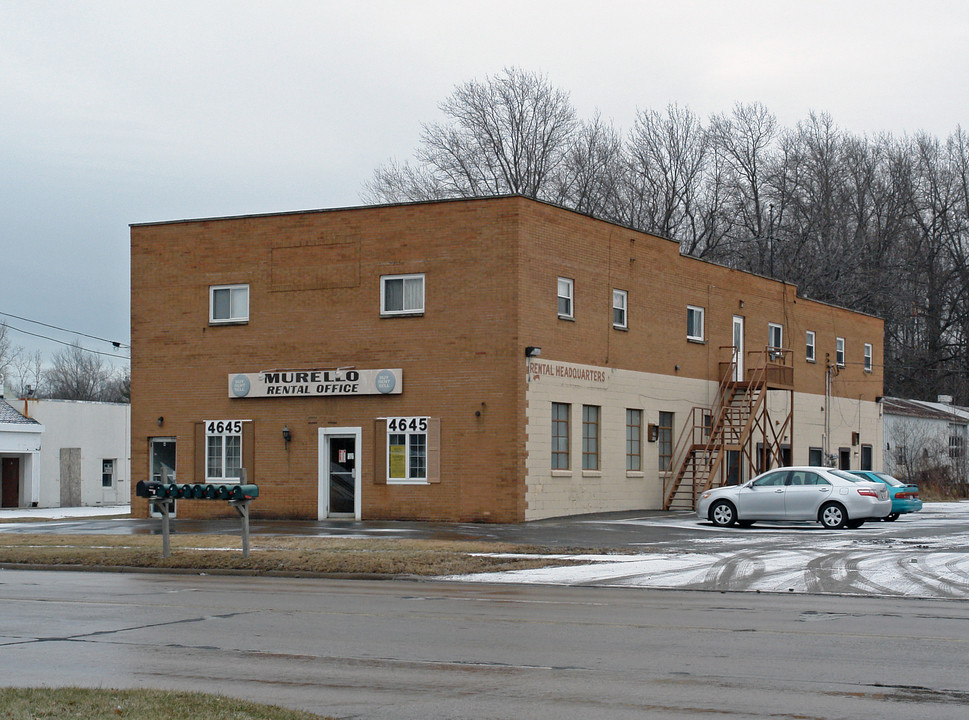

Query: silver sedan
left=696, top=466, right=892, bottom=529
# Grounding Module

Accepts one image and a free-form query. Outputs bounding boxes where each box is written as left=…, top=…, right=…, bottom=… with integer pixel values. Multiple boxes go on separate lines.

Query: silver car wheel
left=819, top=502, right=847, bottom=529
left=710, top=500, right=736, bottom=527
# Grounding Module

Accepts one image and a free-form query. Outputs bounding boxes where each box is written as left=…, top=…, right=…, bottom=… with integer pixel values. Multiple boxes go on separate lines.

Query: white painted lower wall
left=524, top=359, right=882, bottom=520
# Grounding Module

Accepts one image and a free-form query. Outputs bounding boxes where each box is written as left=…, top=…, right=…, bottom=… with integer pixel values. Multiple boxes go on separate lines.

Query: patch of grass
left=0, top=687, right=328, bottom=719
left=0, top=534, right=581, bottom=576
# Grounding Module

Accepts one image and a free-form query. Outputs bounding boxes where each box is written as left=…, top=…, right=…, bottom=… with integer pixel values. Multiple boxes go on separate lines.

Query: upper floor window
left=210, top=284, right=249, bottom=324
left=805, top=330, right=816, bottom=363
left=613, top=289, right=627, bottom=329
left=687, top=306, right=704, bottom=342
left=558, top=278, right=574, bottom=318
left=381, top=274, right=424, bottom=316
left=768, top=323, right=784, bottom=359
left=836, top=337, right=846, bottom=367
left=864, top=343, right=873, bottom=372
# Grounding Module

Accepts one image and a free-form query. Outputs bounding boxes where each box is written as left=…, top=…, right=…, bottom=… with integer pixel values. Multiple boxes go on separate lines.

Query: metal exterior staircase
left=663, top=346, right=794, bottom=511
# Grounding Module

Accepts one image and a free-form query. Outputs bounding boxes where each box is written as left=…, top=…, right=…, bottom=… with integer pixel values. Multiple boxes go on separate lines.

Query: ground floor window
left=582, top=405, right=600, bottom=470
left=839, top=447, right=851, bottom=470
left=206, top=420, right=243, bottom=481
left=809, top=446, right=823, bottom=466
left=387, top=416, right=428, bottom=482
left=626, top=409, right=642, bottom=471
left=101, top=459, right=115, bottom=488
left=552, top=403, right=570, bottom=469
left=658, top=411, right=674, bottom=471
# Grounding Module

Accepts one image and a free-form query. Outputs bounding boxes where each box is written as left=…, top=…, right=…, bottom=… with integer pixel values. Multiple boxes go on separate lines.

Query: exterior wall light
left=525, top=346, right=542, bottom=357
left=157, top=416, right=164, bottom=427
left=282, top=426, right=292, bottom=444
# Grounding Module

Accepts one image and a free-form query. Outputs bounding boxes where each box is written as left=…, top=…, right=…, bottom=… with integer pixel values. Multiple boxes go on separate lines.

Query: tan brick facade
left=130, top=196, right=883, bottom=522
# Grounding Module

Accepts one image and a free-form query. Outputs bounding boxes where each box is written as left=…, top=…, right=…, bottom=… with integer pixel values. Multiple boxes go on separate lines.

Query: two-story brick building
left=130, top=196, right=884, bottom=522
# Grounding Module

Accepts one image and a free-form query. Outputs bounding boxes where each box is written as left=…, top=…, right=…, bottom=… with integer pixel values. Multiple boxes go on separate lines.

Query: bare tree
left=708, top=102, right=779, bottom=273
left=0, top=321, right=13, bottom=393
left=105, top=365, right=130, bottom=403
left=625, top=104, right=712, bottom=251
left=44, top=341, right=114, bottom=401
left=8, top=349, right=44, bottom=398
left=551, top=114, right=626, bottom=220
left=359, top=72, right=969, bottom=403
left=365, top=67, right=578, bottom=203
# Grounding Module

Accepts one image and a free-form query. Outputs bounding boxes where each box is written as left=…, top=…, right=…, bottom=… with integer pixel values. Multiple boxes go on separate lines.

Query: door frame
left=149, top=437, right=177, bottom=518
left=318, top=426, right=362, bottom=520
left=732, top=315, right=745, bottom=382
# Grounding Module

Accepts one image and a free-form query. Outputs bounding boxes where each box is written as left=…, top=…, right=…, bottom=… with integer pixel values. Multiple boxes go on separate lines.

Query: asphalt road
left=0, top=570, right=966, bottom=720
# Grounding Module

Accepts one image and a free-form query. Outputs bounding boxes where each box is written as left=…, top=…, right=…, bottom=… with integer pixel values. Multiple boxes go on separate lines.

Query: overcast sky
left=2, top=0, right=967, bottom=368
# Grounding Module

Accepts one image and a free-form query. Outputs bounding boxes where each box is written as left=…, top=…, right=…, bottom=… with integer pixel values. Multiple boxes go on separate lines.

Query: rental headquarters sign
left=229, top=369, right=402, bottom=398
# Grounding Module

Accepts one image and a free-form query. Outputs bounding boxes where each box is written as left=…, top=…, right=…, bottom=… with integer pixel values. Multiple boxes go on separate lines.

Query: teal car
left=848, top=471, right=922, bottom=521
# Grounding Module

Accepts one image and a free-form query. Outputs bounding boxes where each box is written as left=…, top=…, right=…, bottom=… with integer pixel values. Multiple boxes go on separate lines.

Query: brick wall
left=131, top=196, right=883, bottom=522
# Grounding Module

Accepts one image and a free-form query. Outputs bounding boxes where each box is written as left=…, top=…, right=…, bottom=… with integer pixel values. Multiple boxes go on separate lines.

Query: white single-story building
left=20, top=398, right=130, bottom=507
left=882, top=396, right=969, bottom=485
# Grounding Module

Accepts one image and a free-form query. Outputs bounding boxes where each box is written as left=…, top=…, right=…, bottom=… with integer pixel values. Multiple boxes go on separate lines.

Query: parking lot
left=2, top=501, right=968, bottom=599
left=447, top=501, right=969, bottom=598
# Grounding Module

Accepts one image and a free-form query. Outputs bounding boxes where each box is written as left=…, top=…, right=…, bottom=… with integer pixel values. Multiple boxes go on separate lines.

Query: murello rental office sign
left=229, top=369, right=402, bottom=398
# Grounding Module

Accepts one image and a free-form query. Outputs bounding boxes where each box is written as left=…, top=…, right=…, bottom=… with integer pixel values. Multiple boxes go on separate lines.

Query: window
left=949, top=426, right=965, bottom=460
left=839, top=447, right=851, bottom=470
left=768, top=323, right=783, bottom=359
left=101, top=459, right=115, bottom=488
left=558, top=278, right=574, bottom=318
left=626, top=409, right=642, bottom=471
left=613, top=289, right=627, bottom=329
left=687, top=306, right=704, bottom=341
left=895, top=444, right=906, bottom=466
left=864, top=343, right=872, bottom=372
left=658, top=411, right=674, bottom=471
left=790, top=471, right=828, bottom=486
left=808, top=447, right=823, bottom=466
left=836, top=337, right=845, bottom=367
left=387, top=416, right=428, bottom=482
left=752, top=471, right=787, bottom=487
left=582, top=405, right=600, bottom=470
left=551, top=403, right=570, bottom=469
left=205, top=420, right=243, bottom=481
left=209, top=284, right=249, bottom=324
left=806, top=331, right=816, bottom=363
left=381, top=274, right=424, bottom=315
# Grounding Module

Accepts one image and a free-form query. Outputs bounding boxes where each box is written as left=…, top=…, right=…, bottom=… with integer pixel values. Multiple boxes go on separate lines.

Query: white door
left=732, top=315, right=745, bottom=381
left=100, top=458, right=119, bottom=504
left=318, top=427, right=362, bottom=519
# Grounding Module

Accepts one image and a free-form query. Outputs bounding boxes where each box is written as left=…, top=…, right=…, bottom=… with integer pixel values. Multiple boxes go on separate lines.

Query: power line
left=2, top=322, right=130, bottom=360
left=0, top=310, right=129, bottom=349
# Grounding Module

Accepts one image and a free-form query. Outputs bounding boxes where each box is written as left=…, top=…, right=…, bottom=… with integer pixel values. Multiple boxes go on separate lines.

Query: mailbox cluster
left=136, top=480, right=259, bottom=501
